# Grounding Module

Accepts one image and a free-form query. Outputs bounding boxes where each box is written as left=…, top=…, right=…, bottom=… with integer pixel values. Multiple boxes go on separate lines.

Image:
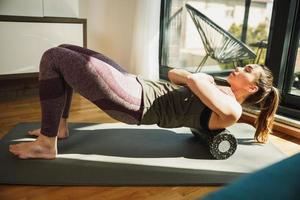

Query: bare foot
left=9, top=134, right=57, bottom=159
left=28, top=119, right=69, bottom=139
left=28, top=128, right=68, bottom=139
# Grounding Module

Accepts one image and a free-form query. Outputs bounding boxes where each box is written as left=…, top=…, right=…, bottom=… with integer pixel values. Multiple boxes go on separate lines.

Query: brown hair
left=244, top=65, right=280, bottom=143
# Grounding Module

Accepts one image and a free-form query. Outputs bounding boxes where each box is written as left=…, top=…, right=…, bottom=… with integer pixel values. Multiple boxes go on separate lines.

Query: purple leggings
left=39, top=44, right=143, bottom=137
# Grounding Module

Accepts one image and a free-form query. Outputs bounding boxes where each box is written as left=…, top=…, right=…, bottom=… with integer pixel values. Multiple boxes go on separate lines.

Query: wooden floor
left=0, top=93, right=299, bottom=200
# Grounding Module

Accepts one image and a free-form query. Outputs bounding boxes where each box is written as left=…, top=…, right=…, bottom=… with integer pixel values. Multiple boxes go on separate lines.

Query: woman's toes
left=9, top=145, right=14, bottom=153
left=8, top=138, right=57, bottom=159
left=9, top=145, right=19, bottom=155
left=18, top=153, right=28, bottom=159
left=9, top=144, right=17, bottom=151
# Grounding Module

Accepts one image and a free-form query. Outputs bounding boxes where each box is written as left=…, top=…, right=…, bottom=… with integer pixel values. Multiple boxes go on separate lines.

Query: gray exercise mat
left=0, top=122, right=287, bottom=186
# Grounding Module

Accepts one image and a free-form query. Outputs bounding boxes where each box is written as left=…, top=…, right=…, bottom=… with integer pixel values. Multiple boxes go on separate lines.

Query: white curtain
left=129, top=0, right=161, bottom=81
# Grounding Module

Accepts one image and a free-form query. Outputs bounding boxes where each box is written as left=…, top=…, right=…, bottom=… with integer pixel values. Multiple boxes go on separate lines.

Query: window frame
left=266, top=0, right=300, bottom=120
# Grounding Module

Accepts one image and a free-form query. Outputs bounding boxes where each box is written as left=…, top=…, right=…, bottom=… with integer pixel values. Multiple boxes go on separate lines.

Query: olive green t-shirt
left=136, top=75, right=211, bottom=129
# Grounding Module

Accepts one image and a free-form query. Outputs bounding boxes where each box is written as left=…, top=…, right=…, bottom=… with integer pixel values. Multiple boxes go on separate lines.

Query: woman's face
left=227, top=64, right=263, bottom=94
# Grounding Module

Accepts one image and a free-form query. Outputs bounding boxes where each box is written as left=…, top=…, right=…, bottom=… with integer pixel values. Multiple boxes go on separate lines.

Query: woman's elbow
left=223, top=109, right=242, bottom=124
left=216, top=112, right=239, bottom=128
left=167, top=70, right=172, bottom=79
left=168, top=69, right=177, bottom=82
left=227, top=113, right=240, bottom=123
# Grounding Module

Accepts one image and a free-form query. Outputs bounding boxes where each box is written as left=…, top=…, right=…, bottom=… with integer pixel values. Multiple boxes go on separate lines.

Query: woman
left=9, top=44, right=280, bottom=159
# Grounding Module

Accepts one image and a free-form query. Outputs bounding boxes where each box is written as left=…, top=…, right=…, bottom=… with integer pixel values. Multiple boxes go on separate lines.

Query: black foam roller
left=190, top=128, right=237, bottom=159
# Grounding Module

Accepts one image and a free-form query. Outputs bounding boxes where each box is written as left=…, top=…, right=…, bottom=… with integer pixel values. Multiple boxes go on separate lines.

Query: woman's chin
left=226, top=75, right=232, bottom=83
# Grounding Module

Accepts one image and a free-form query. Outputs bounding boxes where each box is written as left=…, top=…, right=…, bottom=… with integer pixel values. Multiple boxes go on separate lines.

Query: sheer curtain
left=129, top=0, right=161, bottom=81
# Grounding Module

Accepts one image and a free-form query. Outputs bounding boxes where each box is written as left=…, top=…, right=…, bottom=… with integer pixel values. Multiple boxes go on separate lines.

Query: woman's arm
left=168, top=68, right=214, bottom=85
left=186, top=74, right=242, bottom=129
left=168, top=68, right=191, bottom=85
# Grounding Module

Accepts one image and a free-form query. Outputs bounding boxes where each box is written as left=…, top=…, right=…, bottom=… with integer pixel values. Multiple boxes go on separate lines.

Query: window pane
left=162, top=0, right=273, bottom=73
left=290, top=39, right=300, bottom=96
left=244, top=0, right=273, bottom=64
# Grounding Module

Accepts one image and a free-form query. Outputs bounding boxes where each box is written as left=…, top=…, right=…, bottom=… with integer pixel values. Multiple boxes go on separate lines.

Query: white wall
left=86, top=0, right=137, bottom=73
left=43, top=0, right=80, bottom=17
left=0, top=22, right=83, bottom=74
left=0, top=0, right=85, bottom=75
left=0, top=0, right=157, bottom=76
left=0, top=0, right=43, bottom=16
left=0, top=0, right=83, bottom=17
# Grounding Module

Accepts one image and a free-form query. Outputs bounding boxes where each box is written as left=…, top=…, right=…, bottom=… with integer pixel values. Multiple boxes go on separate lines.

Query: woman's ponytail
left=254, top=86, right=280, bottom=143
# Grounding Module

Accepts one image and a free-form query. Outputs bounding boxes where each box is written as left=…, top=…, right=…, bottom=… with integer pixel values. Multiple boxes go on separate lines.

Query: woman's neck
left=230, top=87, right=248, bottom=104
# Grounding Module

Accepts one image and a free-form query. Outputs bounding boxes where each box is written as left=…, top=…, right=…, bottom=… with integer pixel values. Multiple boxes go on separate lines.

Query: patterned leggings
left=39, top=44, right=143, bottom=137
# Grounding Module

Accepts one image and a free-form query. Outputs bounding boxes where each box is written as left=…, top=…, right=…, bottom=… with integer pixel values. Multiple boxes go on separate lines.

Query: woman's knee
left=41, top=47, right=61, bottom=60
left=42, top=46, right=72, bottom=62
left=39, top=47, right=67, bottom=73
left=58, top=43, right=73, bottom=49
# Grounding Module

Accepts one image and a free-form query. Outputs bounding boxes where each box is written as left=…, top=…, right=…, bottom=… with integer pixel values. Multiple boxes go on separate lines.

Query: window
left=159, top=0, right=273, bottom=78
left=289, top=39, right=300, bottom=96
